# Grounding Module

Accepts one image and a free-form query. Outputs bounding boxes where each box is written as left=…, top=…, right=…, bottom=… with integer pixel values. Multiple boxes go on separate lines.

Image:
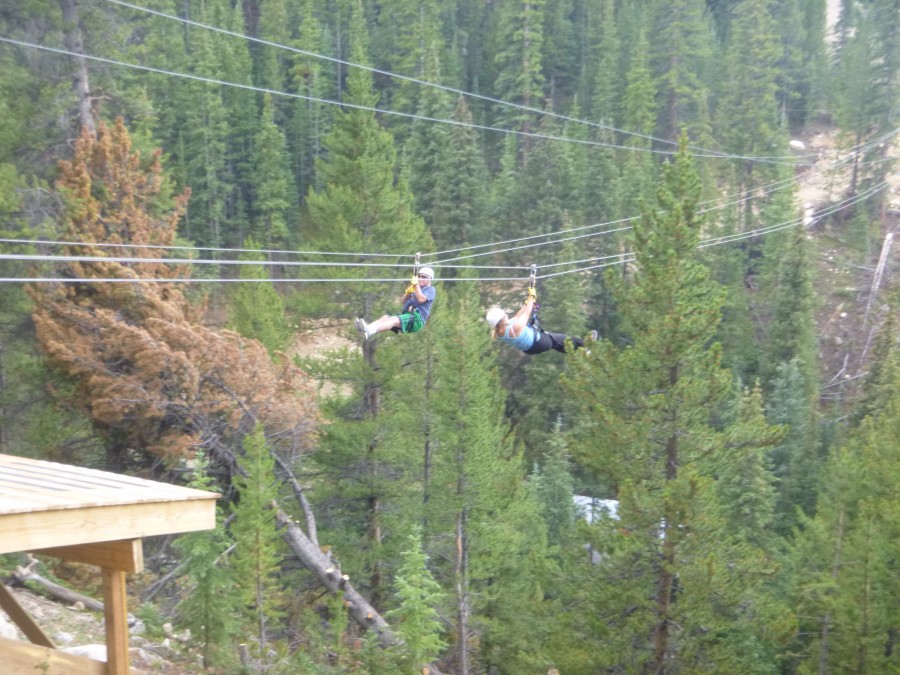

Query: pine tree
left=767, top=358, right=820, bottom=535
left=219, top=0, right=258, bottom=245
left=371, top=0, right=444, bottom=125
left=831, top=0, right=898, bottom=242
left=173, top=451, right=240, bottom=669
left=427, top=278, right=552, bottom=673
left=511, top=109, right=577, bottom=247
left=528, top=419, right=579, bottom=547
left=227, top=239, right=291, bottom=356
left=305, top=0, right=430, bottom=285
left=303, top=0, right=432, bottom=610
left=229, top=424, right=285, bottom=658
left=541, top=0, right=578, bottom=110
left=249, top=94, right=292, bottom=248
left=586, top=0, right=621, bottom=125
left=715, top=383, right=782, bottom=550
left=181, top=0, right=232, bottom=247
left=773, top=0, right=827, bottom=130
left=401, top=38, right=455, bottom=239
left=28, top=120, right=320, bottom=473
left=385, top=526, right=447, bottom=674
left=715, top=0, right=786, bottom=231
left=492, top=0, right=546, bottom=157
left=647, top=0, right=716, bottom=143
left=617, top=21, right=658, bottom=215
left=285, top=0, right=334, bottom=200
left=253, top=0, right=290, bottom=96
left=759, top=215, right=817, bottom=390
left=0, top=165, right=97, bottom=463
left=786, top=349, right=900, bottom=674
left=427, top=96, right=490, bottom=254
left=567, top=140, right=783, bottom=672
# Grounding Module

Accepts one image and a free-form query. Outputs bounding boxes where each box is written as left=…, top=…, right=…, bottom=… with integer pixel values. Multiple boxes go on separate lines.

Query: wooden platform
left=0, top=453, right=220, bottom=674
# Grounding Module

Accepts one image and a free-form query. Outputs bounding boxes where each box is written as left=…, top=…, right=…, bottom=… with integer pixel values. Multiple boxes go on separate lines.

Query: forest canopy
left=0, top=0, right=897, bottom=673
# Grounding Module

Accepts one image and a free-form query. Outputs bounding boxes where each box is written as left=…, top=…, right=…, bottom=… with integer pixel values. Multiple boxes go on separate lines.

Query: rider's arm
left=508, top=297, right=534, bottom=336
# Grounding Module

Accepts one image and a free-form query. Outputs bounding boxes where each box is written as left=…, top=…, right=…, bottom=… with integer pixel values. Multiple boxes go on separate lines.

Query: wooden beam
left=0, top=635, right=106, bottom=675
left=33, top=539, right=144, bottom=573
left=0, top=583, right=54, bottom=648
left=101, top=568, right=130, bottom=675
left=0, top=499, right=217, bottom=554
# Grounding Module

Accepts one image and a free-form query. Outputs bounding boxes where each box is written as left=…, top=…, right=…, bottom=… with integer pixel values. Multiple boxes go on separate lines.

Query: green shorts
left=395, top=311, right=424, bottom=334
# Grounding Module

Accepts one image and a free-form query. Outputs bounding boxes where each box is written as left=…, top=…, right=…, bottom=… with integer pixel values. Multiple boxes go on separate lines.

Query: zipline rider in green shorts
left=354, top=267, right=436, bottom=340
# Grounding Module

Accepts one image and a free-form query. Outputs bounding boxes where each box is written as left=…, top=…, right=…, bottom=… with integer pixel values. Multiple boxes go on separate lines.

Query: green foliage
left=173, top=452, right=241, bottom=669
left=785, top=362, right=900, bottom=674
left=227, top=239, right=292, bottom=355
left=566, top=141, right=784, bottom=672
left=426, top=277, right=554, bottom=674
left=767, top=358, right=820, bottom=535
left=528, top=419, right=578, bottom=547
left=385, top=526, right=447, bottom=673
left=134, top=602, right=166, bottom=640
left=491, top=0, right=546, bottom=135
left=249, top=95, right=293, bottom=247
left=2, top=1, right=898, bottom=671
left=229, top=424, right=286, bottom=658
left=647, top=0, right=716, bottom=142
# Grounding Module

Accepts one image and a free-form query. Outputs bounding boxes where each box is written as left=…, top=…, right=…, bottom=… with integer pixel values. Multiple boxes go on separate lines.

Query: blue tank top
left=500, top=324, right=536, bottom=350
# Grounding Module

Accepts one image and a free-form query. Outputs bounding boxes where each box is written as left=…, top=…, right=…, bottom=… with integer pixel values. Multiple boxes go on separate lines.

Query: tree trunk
left=455, top=508, right=470, bottom=675
left=422, top=342, right=434, bottom=531
left=59, top=0, right=95, bottom=136
left=273, top=506, right=399, bottom=647
left=0, top=338, right=6, bottom=452
left=454, top=429, right=470, bottom=675
left=652, top=388, right=680, bottom=675
left=819, top=507, right=845, bottom=675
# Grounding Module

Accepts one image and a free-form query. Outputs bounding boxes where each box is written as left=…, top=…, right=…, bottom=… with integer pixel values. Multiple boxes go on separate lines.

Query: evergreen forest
left=0, top=0, right=898, bottom=673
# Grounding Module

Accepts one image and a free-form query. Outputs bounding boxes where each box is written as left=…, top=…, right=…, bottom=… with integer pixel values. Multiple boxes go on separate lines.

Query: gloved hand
left=405, top=282, right=417, bottom=296
left=526, top=286, right=537, bottom=303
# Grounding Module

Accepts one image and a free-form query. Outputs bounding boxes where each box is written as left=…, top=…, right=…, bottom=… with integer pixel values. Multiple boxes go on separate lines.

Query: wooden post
left=101, top=568, right=129, bottom=674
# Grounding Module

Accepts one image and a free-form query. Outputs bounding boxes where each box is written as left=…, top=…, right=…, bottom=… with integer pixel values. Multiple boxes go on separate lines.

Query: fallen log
left=12, top=568, right=105, bottom=613
left=273, top=505, right=399, bottom=647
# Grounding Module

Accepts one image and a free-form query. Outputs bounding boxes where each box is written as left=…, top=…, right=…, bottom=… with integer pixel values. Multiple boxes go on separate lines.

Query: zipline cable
left=0, top=36, right=761, bottom=162
left=5, top=137, right=889, bottom=266
left=427, top=138, right=899, bottom=260
left=538, top=181, right=890, bottom=278
left=1, top=39, right=894, bottom=272
left=104, top=0, right=817, bottom=164
left=6, top=180, right=886, bottom=284
left=3, top=170, right=890, bottom=275
left=0, top=252, right=529, bottom=271
left=0, top=237, right=413, bottom=259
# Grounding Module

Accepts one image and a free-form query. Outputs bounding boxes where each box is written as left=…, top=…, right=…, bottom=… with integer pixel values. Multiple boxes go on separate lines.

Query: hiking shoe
left=354, top=317, right=369, bottom=340
left=589, top=330, right=599, bottom=341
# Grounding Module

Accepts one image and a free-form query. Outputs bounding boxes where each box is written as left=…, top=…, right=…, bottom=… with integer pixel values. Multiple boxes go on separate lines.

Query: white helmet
left=485, top=307, right=506, bottom=327
left=418, top=266, right=434, bottom=279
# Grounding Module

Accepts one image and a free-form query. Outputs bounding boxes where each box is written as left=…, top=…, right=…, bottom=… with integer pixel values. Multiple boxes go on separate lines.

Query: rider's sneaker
left=354, top=317, right=369, bottom=340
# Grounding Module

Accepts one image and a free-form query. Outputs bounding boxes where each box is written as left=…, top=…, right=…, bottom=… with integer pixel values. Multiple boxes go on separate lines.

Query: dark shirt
left=405, top=285, right=436, bottom=322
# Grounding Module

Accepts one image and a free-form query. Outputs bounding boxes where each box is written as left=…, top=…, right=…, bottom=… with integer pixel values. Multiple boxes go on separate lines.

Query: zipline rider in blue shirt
left=485, top=288, right=596, bottom=355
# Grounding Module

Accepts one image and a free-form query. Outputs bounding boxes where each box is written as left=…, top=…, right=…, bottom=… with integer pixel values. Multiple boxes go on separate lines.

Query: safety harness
left=526, top=263, right=541, bottom=332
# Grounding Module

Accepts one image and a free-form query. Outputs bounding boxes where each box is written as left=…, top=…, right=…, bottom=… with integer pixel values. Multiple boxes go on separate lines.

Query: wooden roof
left=0, top=453, right=220, bottom=674
left=0, top=453, right=218, bottom=554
